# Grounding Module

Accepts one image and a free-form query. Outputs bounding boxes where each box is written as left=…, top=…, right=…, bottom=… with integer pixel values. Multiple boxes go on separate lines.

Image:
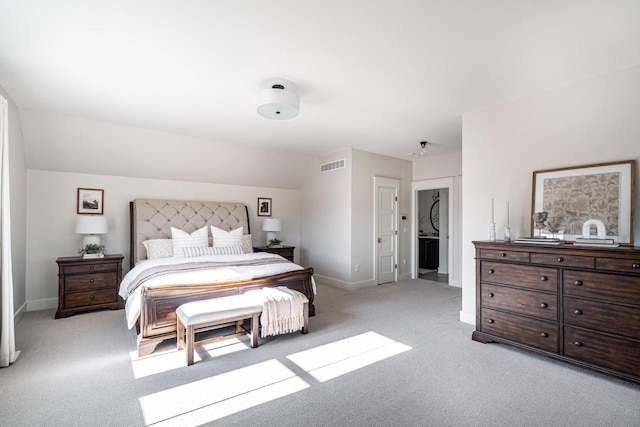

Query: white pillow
left=243, top=234, right=253, bottom=253
left=182, top=245, right=245, bottom=257
left=143, top=239, right=173, bottom=259
left=171, top=226, right=208, bottom=257
left=210, top=226, right=243, bottom=247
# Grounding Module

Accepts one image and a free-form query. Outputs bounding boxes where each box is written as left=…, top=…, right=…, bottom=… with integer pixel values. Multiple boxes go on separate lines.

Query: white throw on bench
left=176, top=288, right=309, bottom=366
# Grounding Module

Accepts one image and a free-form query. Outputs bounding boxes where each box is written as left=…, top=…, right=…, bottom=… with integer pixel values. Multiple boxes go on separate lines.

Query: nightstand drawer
left=62, top=262, right=118, bottom=275
left=65, top=272, right=118, bottom=292
left=64, top=288, right=118, bottom=309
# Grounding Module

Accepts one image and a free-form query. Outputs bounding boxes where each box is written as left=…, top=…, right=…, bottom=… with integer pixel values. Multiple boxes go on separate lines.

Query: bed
left=120, top=198, right=315, bottom=356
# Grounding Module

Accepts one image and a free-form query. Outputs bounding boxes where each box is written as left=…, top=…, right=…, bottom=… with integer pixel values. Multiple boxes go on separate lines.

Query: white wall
left=20, top=110, right=314, bottom=190
left=461, top=65, right=640, bottom=325
left=351, top=149, right=412, bottom=286
left=26, top=170, right=303, bottom=311
left=301, top=150, right=352, bottom=287
left=301, top=148, right=412, bottom=290
left=0, top=84, right=27, bottom=319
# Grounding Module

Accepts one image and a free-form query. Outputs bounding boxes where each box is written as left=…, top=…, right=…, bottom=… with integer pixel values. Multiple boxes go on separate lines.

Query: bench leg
left=302, top=301, right=309, bottom=334
left=176, top=316, right=184, bottom=351
left=250, top=312, right=259, bottom=348
left=186, top=324, right=195, bottom=366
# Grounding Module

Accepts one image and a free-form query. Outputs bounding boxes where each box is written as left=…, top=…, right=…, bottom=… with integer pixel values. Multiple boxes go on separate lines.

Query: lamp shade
left=262, top=218, right=282, bottom=232
left=75, top=215, right=108, bottom=234
left=257, top=85, right=299, bottom=120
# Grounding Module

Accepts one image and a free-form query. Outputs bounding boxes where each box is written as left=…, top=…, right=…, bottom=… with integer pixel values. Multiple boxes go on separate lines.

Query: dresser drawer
left=564, top=297, right=640, bottom=340
left=564, top=326, right=640, bottom=376
left=65, top=272, right=118, bottom=292
left=64, top=288, right=119, bottom=309
left=563, top=270, right=640, bottom=306
left=596, top=257, right=640, bottom=274
left=61, top=262, right=119, bottom=275
left=481, top=284, right=557, bottom=321
left=479, top=249, right=529, bottom=262
left=530, top=253, right=594, bottom=268
left=481, top=261, right=558, bottom=292
left=481, top=308, right=558, bottom=352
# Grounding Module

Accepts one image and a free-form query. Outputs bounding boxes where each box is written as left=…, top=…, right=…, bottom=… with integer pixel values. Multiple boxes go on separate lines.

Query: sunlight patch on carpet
left=129, top=337, right=249, bottom=378
left=139, top=359, right=309, bottom=425
left=287, top=331, right=412, bottom=382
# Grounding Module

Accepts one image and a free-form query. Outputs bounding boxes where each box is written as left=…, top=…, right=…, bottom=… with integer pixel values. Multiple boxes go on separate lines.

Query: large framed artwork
left=531, top=160, right=635, bottom=245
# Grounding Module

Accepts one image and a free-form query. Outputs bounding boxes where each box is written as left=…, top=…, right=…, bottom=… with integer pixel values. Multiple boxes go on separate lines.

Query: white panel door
left=377, top=183, right=398, bottom=284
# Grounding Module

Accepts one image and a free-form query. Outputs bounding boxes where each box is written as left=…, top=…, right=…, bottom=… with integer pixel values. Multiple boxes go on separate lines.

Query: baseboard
left=14, top=301, right=27, bottom=325
left=459, top=309, right=475, bottom=326
left=314, top=274, right=376, bottom=290
left=399, top=272, right=412, bottom=281
left=27, top=297, right=57, bottom=312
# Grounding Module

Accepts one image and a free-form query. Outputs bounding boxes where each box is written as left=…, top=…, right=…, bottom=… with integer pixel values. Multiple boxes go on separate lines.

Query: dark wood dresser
left=473, top=241, right=640, bottom=384
left=55, top=254, right=124, bottom=319
left=253, top=245, right=295, bottom=262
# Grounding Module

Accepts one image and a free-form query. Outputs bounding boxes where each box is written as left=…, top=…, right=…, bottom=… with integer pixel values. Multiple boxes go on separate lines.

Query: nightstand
left=55, top=254, right=124, bottom=319
left=253, top=245, right=295, bottom=262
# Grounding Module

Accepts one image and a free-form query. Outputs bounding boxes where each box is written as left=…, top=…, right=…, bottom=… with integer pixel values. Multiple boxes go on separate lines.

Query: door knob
left=377, top=237, right=382, bottom=243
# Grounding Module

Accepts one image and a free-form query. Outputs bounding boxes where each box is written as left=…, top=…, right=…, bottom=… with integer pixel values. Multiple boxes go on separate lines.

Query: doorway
left=417, top=188, right=449, bottom=283
left=411, top=177, right=456, bottom=285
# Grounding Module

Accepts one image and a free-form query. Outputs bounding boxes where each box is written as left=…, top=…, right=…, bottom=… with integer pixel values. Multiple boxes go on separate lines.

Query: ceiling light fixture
left=257, top=81, right=299, bottom=120
left=419, top=141, right=428, bottom=156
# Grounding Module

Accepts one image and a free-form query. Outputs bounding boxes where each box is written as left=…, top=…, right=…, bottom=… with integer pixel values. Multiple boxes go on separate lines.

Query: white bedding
left=119, top=252, right=315, bottom=329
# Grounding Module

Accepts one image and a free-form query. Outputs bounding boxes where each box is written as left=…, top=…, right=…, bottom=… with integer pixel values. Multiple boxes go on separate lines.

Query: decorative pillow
left=143, top=239, right=173, bottom=259
left=182, top=244, right=245, bottom=258
left=210, top=225, right=243, bottom=247
left=243, top=234, right=253, bottom=253
left=171, top=226, right=208, bottom=257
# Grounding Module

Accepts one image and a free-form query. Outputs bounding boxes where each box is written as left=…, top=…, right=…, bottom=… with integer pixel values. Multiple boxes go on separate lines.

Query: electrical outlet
left=355, top=264, right=360, bottom=272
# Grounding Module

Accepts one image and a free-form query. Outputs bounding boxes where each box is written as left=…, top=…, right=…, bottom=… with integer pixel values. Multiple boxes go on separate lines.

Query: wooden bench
left=176, top=294, right=263, bottom=366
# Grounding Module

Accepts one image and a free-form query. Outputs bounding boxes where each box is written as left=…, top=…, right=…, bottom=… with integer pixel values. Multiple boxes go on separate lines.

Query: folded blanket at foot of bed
left=245, top=286, right=308, bottom=338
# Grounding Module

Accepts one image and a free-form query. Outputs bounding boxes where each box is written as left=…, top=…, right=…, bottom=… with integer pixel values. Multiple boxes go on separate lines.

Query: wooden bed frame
left=128, top=199, right=315, bottom=356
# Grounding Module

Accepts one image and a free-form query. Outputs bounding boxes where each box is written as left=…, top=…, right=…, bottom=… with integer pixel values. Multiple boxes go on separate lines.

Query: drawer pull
left=89, top=279, right=95, bottom=283
left=574, top=341, right=583, bottom=347
left=633, top=263, right=640, bottom=269
left=488, top=292, right=494, bottom=298
left=540, top=332, right=549, bottom=338
left=500, top=253, right=507, bottom=257
left=573, top=280, right=582, bottom=286
left=90, top=266, right=95, bottom=270
left=540, top=303, right=548, bottom=308
left=488, top=269, right=495, bottom=274
left=487, top=319, right=494, bottom=324
left=540, top=276, right=548, bottom=281
left=574, top=309, right=583, bottom=315
left=89, top=295, right=95, bottom=300
left=557, top=257, right=564, bottom=262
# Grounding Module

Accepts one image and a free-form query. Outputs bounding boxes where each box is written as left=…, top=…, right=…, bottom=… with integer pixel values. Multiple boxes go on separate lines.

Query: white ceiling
left=1, top=0, right=640, bottom=160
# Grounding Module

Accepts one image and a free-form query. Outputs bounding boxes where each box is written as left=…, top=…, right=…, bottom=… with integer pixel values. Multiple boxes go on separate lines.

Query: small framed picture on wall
left=77, top=188, right=104, bottom=215
left=257, top=197, right=272, bottom=217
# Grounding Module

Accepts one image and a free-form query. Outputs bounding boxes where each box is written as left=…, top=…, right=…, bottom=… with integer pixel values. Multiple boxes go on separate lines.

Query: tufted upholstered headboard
left=130, top=199, right=250, bottom=268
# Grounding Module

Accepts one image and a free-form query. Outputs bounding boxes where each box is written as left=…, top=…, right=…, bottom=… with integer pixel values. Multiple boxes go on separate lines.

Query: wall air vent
left=320, top=159, right=346, bottom=173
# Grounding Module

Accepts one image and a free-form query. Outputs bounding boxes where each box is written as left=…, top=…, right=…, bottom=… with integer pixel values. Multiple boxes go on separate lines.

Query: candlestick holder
left=489, top=222, right=496, bottom=242
left=504, top=226, right=511, bottom=242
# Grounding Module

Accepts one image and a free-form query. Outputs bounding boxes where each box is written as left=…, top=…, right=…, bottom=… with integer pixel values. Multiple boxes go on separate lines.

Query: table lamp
left=75, top=215, right=108, bottom=246
left=262, top=218, right=282, bottom=246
